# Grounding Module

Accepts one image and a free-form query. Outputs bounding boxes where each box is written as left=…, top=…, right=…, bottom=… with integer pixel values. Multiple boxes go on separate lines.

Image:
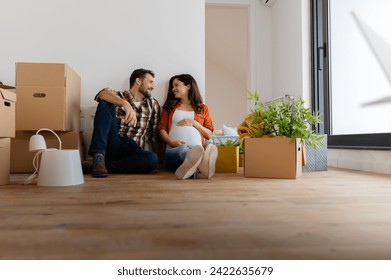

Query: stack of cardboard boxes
left=10, top=63, right=82, bottom=173
left=0, top=85, right=17, bottom=185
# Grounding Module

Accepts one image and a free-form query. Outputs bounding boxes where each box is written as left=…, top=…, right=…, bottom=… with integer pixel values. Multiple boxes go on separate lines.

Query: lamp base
left=38, top=149, right=84, bottom=186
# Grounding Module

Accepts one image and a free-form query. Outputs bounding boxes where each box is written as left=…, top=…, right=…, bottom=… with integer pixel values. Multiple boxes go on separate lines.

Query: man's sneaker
left=91, top=153, right=108, bottom=178
left=175, top=145, right=204, bottom=180
left=198, top=144, right=218, bottom=179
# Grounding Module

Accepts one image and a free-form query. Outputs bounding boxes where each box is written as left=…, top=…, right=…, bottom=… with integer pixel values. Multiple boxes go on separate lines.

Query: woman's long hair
left=162, top=74, right=203, bottom=113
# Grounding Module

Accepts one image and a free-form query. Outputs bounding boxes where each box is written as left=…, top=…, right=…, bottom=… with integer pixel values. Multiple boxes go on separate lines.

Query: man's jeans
left=88, top=101, right=158, bottom=174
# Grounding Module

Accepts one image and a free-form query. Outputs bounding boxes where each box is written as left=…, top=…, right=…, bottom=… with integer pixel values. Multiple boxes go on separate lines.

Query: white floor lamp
left=26, top=128, right=84, bottom=187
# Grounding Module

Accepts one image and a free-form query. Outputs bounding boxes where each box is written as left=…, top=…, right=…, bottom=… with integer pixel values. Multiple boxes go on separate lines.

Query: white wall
left=328, top=149, right=391, bottom=174
left=271, top=0, right=311, bottom=104
left=255, top=1, right=273, bottom=104
left=0, top=0, right=205, bottom=146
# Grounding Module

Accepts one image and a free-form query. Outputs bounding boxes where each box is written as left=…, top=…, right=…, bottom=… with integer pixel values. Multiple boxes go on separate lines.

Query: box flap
left=16, top=62, right=66, bottom=87
left=0, top=86, right=17, bottom=102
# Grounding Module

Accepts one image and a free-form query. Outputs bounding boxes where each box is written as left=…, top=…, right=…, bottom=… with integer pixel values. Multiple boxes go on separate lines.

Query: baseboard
left=328, top=149, right=391, bottom=175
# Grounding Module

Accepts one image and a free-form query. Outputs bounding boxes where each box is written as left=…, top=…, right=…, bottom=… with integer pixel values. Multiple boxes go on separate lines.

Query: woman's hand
left=171, top=140, right=186, bottom=147
left=160, top=129, right=186, bottom=147
left=177, top=118, right=212, bottom=139
left=177, top=118, right=196, bottom=127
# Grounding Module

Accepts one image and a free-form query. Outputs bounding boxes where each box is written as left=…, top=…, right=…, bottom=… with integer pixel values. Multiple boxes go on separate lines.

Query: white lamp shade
left=29, top=134, right=47, bottom=152
left=37, top=149, right=84, bottom=186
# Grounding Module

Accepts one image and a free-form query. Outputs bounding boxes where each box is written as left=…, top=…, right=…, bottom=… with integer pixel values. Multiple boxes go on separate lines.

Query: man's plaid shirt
left=96, top=88, right=161, bottom=149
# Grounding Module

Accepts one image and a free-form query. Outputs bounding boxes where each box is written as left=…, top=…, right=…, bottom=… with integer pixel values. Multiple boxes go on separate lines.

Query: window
left=311, top=0, right=391, bottom=149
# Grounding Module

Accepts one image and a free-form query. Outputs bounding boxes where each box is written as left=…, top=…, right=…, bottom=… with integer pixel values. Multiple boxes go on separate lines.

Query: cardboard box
left=244, top=137, right=302, bottom=179
left=303, top=135, right=328, bottom=172
left=0, top=138, right=11, bottom=185
left=216, top=146, right=239, bottom=173
left=0, top=85, right=17, bottom=138
left=15, top=62, right=81, bottom=131
left=10, top=131, right=81, bottom=173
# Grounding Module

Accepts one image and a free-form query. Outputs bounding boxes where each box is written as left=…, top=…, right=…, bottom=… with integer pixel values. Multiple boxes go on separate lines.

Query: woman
left=159, top=74, right=218, bottom=179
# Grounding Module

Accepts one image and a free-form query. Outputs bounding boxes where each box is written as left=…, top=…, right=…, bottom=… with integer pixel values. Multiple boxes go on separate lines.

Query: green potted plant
left=245, top=90, right=323, bottom=147
left=241, top=90, right=323, bottom=178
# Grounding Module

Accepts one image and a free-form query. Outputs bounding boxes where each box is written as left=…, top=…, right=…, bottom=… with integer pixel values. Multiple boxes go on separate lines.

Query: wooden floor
left=1, top=167, right=391, bottom=260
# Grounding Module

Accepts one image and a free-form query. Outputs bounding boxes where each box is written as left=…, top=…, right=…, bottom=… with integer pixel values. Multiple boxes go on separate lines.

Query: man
left=86, top=68, right=161, bottom=178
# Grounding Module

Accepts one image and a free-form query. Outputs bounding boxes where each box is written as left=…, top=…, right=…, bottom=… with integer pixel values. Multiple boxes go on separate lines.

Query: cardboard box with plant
left=240, top=91, right=323, bottom=178
left=214, top=138, right=241, bottom=173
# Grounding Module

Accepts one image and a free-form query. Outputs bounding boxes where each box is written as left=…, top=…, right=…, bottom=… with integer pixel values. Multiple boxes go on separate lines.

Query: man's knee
left=96, top=100, right=116, bottom=112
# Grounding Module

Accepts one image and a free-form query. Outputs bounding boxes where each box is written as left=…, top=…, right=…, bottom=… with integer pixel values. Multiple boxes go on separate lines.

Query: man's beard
left=140, top=85, right=151, bottom=97
left=142, top=91, right=151, bottom=98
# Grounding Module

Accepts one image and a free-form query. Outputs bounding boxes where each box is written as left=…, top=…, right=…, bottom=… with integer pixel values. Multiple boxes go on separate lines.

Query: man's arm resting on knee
left=97, top=89, right=137, bottom=126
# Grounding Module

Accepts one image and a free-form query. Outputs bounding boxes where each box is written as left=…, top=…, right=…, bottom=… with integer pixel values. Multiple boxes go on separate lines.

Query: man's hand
left=122, top=101, right=137, bottom=127
left=97, top=88, right=138, bottom=127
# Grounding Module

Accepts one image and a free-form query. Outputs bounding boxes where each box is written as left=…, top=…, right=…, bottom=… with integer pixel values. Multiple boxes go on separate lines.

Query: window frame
left=310, top=0, right=391, bottom=150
